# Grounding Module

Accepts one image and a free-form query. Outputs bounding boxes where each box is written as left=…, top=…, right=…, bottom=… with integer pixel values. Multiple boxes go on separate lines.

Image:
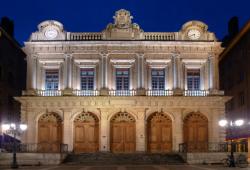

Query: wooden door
left=110, top=112, right=135, bottom=153
left=148, top=112, right=172, bottom=153
left=183, top=113, right=208, bottom=152
left=38, top=113, right=62, bottom=153
left=74, top=112, right=99, bottom=153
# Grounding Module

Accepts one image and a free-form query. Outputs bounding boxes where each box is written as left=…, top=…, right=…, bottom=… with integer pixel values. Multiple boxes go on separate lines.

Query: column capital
left=136, top=52, right=144, bottom=57
left=171, top=51, right=180, bottom=58
left=99, top=51, right=109, bottom=56
left=64, top=53, right=73, bottom=58
left=30, top=53, right=38, bottom=59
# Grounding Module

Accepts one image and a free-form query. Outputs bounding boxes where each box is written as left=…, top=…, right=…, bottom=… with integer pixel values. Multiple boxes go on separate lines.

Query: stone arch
left=74, top=112, right=99, bottom=122
left=108, top=109, right=138, bottom=122
left=110, top=111, right=136, bottom=153
left=38, top=112, right=62, bottom=123
left=70, top=108, right=101, bottom=122
left=183, top=112, right=208, bottom=152
left=73, top=111, right=99, bottom=153
left=38, top=112, right=62, bottom=153
left=146, top=110, right=174, bottom=122
left=147, top=112, right=173, bottom=153
left=110, top=111, right=136, bottom=122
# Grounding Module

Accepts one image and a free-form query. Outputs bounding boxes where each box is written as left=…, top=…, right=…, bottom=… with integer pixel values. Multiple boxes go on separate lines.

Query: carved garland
left=74, top=112, right=98, bottom=122
left=184, top=112, right=208, bottom=122
left=111, top=112, right=135, bottom=122
left=39, top=113, right=62, bottom=123
left=149, top=112, right=172, bottom=123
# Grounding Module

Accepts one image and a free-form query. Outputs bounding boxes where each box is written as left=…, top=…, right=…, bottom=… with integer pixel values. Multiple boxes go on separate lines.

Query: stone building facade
left=220, top=20, right=250, bottom=139
left=17, top=9, right=229, bottom=153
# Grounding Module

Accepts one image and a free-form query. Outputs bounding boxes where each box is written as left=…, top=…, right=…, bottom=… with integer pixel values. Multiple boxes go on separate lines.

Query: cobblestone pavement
left=0, top=164, right=250, bottom=170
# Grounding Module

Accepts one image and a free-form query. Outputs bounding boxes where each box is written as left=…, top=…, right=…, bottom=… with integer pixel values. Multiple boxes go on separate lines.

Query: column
left=136, top=55, right=141, bottom=88
left=172, top=55, right=177, bottom=89
left=100, top=53, right=108, bottom=89
left=27, top=55, right=37, bottom=90
left=200, top=65, right=205, bottom=90
left=99, top=109, right=109, bottom=152
left=66, top=54, right=73, bottom=89
left=136, top=53, right=145, bottom=88
left=136, top=110, right=146, bottom=152
left=208, top=55, right=214, bottom=90
left=63, top=109, right=73, bottom=151
left=172, top=54, right=181, bottom=89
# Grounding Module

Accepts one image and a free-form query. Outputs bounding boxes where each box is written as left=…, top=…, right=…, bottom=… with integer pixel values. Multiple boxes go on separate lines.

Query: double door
left=74, top=122, right=99, bottom=153
left=111, top=122, right=135, bottom=153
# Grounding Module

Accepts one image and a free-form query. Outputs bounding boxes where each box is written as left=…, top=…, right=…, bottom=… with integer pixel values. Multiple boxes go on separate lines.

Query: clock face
left=44, top=28, right=58, bottom=39
left=187, top=29, right=201, bottom=40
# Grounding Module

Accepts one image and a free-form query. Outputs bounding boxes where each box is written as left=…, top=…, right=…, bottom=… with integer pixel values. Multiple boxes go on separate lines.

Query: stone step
left=63, top=152, right=185, bottom=165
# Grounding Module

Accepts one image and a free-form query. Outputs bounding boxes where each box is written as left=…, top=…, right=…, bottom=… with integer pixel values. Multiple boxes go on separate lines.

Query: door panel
left=74, top=122, right=99, bottom=153
left=184, top=113, right=208, bottom=152
left=111, top=122, right=135, bottom=153
left=38, top=123, right=62, bottom=153
left=148, top=113, right=172, bottom=153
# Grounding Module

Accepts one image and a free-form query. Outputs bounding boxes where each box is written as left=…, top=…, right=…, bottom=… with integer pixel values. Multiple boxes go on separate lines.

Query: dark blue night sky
left=1, top=0, right=249, bottom=45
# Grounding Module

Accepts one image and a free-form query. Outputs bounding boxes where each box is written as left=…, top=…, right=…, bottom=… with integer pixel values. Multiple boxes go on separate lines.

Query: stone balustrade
left=36, top=90, right=62, bottom=96
left=146, top=90, right=173, bottom=96
left=70, top=32, right=103, bottom=41
left=144, top=32, right=176, bottom=41
left=73, top=90, right=100, bottom=96
left=24, top=89, right=225, bottom=97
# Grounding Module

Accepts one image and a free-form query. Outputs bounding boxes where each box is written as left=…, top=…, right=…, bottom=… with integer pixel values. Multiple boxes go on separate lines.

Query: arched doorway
left=183, top=112, right=208, bottom=152
left=38, top=112, right=62, bottom=152
left=110, top=112, right=136, bottom=153
left=74, top=112, right=99, bottom=153
left=147, top=112, right=172, bottom=153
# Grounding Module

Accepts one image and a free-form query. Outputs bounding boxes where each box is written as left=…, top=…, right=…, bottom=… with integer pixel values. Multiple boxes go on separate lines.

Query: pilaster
left=136, top=109, right=146, bottom=152
left=172, top=110, right=183, bottom=151
left=99, top=109, right=110, bottom=152
left=62, top=109, right=73, bottom=151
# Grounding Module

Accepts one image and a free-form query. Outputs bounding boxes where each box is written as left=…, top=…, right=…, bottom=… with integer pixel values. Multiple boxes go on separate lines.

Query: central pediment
left=102, top=9, right=144, bottom=40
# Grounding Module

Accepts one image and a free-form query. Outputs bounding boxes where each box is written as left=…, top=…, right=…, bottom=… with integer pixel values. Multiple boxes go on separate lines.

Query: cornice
left=17, top=96, right=230, bottom=109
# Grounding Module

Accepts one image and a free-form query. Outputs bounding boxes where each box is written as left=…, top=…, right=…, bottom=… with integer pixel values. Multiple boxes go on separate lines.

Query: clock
left=44, top=28, right=58, bottom=39
left=187, top=29, right=201, bottom=40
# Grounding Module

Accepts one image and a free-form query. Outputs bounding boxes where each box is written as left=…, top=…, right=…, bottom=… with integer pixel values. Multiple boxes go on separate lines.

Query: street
left=0, top=164, right=250, bottom=170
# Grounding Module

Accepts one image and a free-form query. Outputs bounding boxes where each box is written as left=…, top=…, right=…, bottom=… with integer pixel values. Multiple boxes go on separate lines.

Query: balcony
left=146, top=90, right=173, bottom=96
left=23, top=89, right=224, bottom=97
left=36, top=90, right=62, bottom=96
left=73, top=90, right=100, bottom=96
left=109, top=90, right=136, bottom=96
left=184, top=90, right=209, bottom=96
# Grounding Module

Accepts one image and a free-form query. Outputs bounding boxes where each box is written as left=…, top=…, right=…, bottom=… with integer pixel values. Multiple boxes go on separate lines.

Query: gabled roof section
left=219, top=20, right=250, bottom=60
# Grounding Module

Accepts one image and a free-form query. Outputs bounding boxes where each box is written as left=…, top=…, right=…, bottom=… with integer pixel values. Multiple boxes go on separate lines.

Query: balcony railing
left=73, top=90, right=100, bottom=96
left=146, top=90, right=173, bottom=96
left=109, top=90, right=136, bottom=96
left=184, top=90, right=209, bottom=96
left=36, top=90, right=62, bottom=96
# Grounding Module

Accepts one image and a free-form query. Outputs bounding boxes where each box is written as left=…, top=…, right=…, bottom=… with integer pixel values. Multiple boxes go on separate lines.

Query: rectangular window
left=187, top=69, right=200, bottom=90
left=116, top=68, right=129, bottom=90
left=151, top=69, right=165, bottom=90
left=45, top=70, right=59, bottom=90
left=80, top=68, right=94, bottom=90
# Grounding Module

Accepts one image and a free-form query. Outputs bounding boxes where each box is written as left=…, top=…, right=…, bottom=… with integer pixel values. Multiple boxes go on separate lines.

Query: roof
left=219, top=19, right=250, bottom=60
left=0, top=27, right=26, bottom=57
